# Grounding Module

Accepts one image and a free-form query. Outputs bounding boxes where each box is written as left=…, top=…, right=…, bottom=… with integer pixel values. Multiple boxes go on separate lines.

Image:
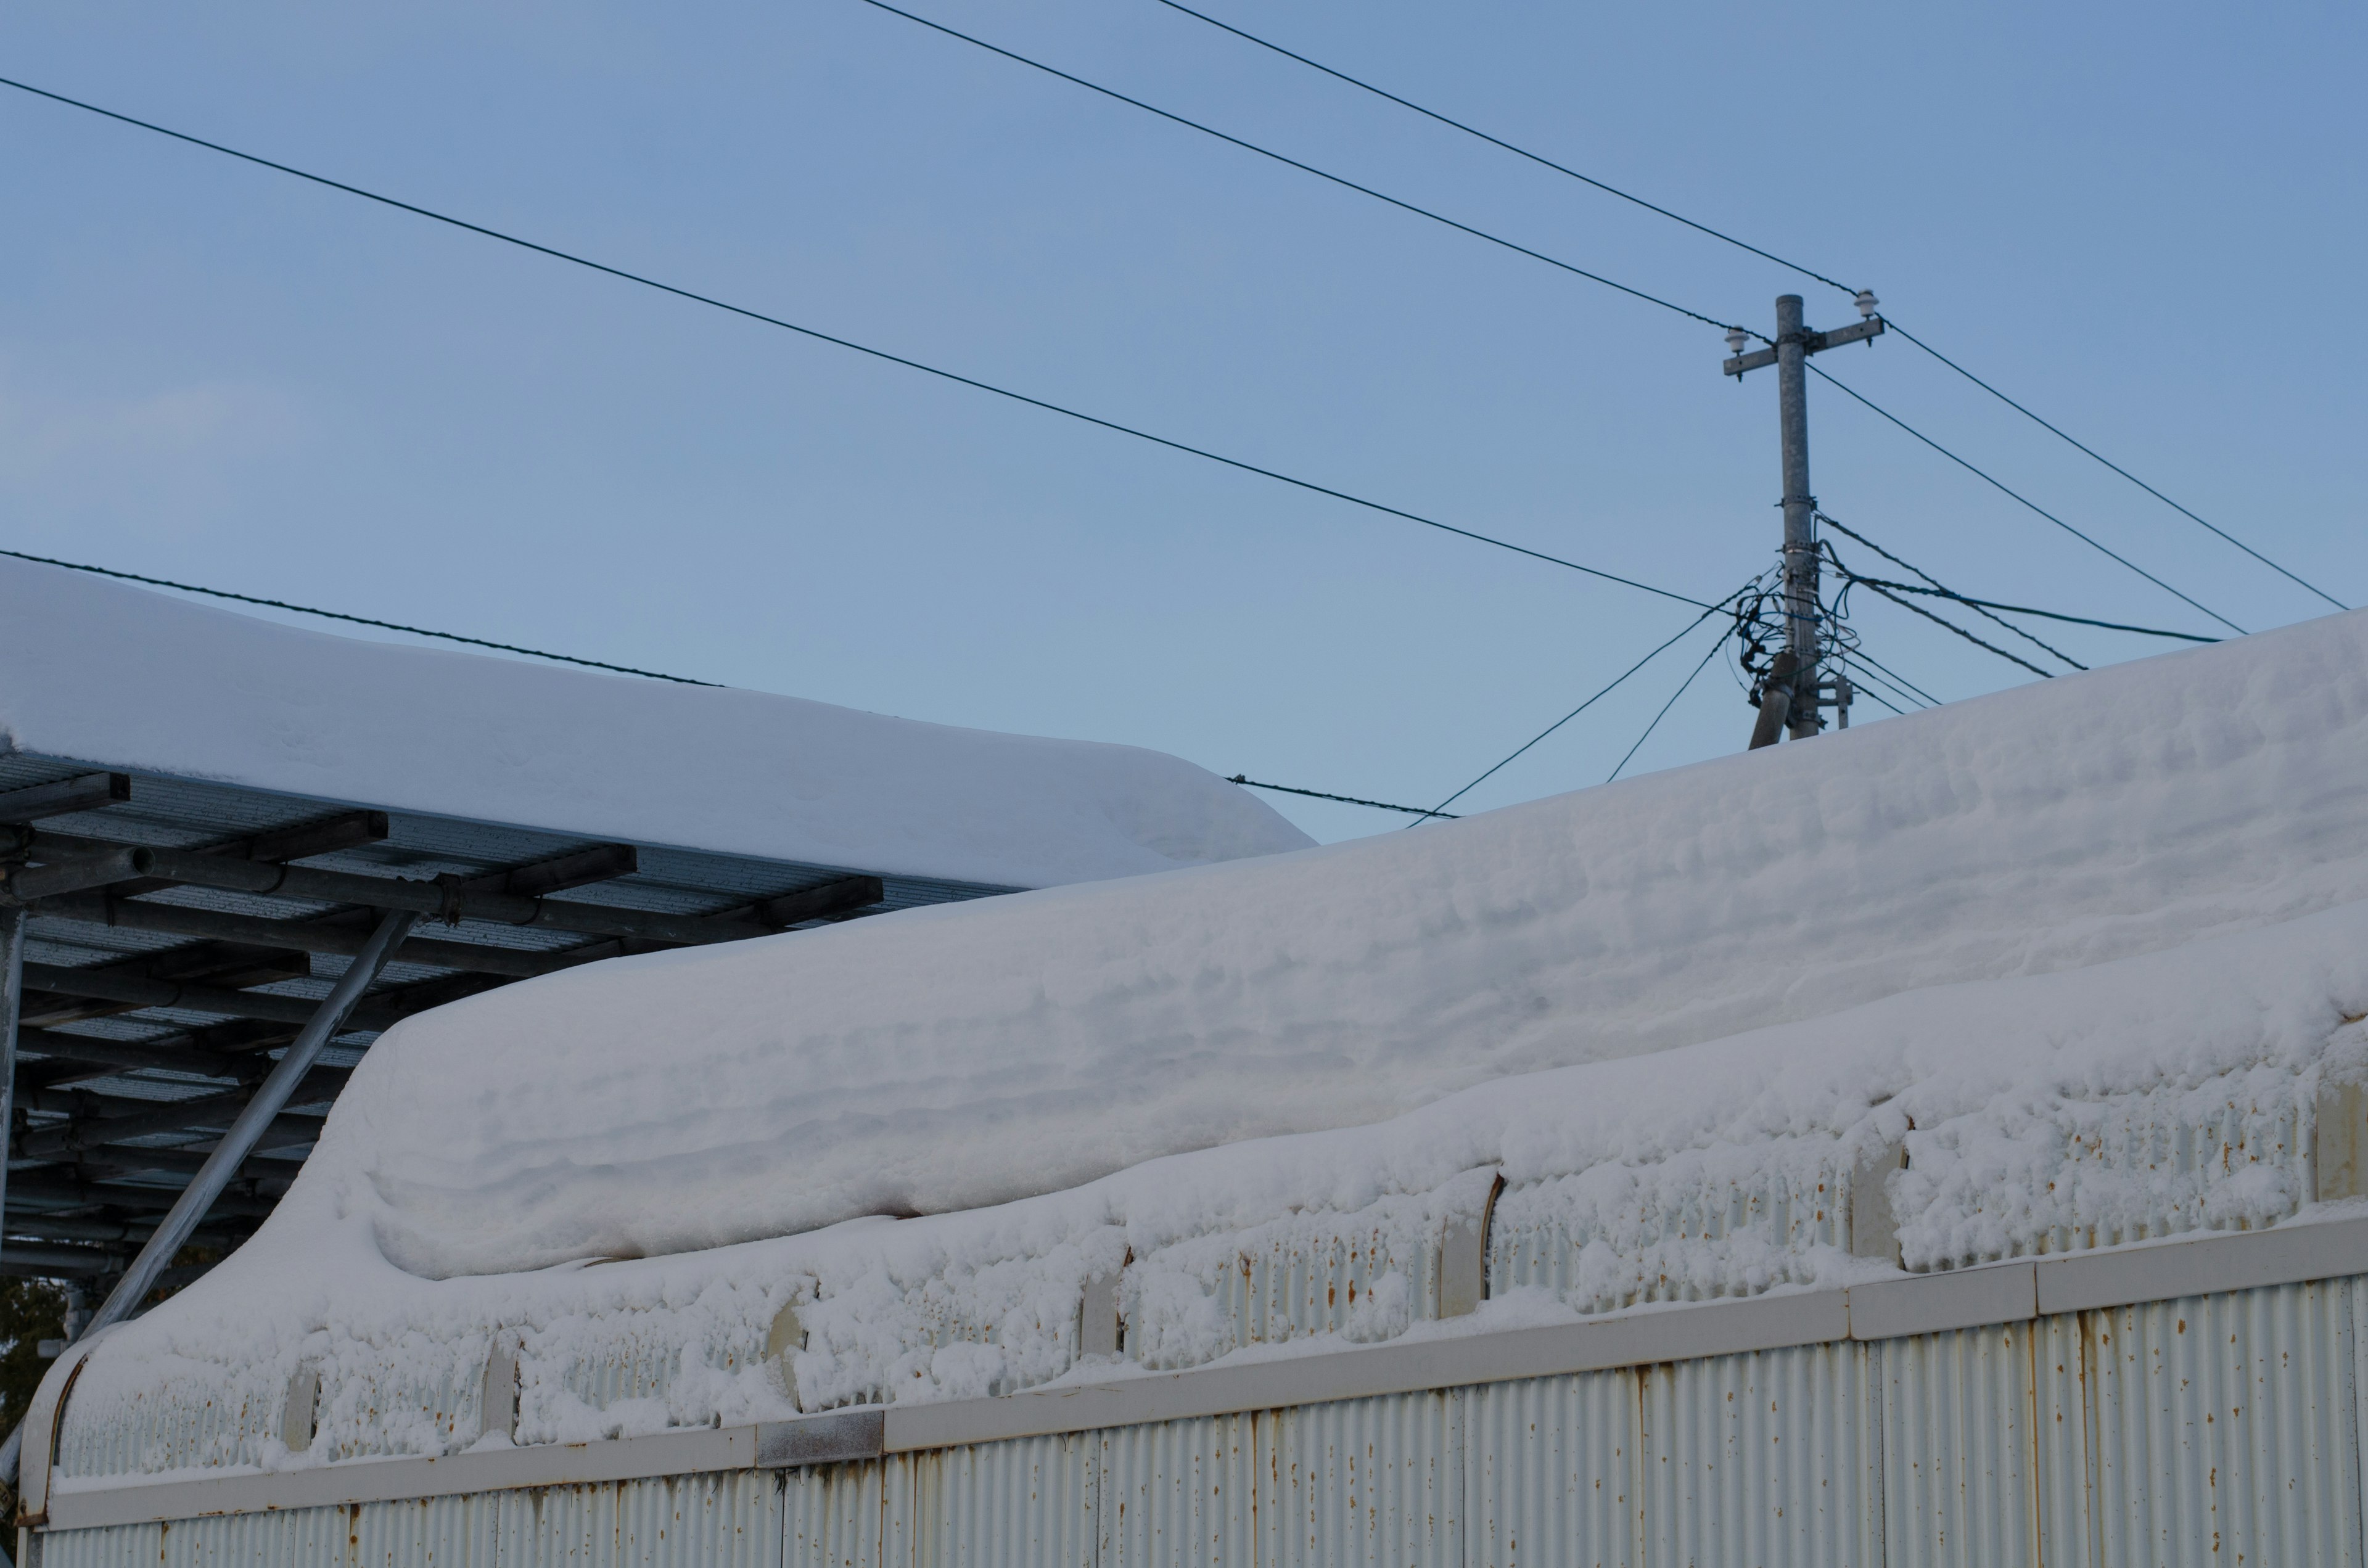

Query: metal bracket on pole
left=0, top=906, right=417, bottom=1486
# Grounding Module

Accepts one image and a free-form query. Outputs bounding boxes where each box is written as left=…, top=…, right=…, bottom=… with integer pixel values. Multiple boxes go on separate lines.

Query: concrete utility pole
left=1725, top=291, right=1884, bottom=747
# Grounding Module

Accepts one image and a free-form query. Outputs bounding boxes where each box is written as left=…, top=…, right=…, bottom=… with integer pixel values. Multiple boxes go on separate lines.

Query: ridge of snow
left=0, top=556, right=1312, bottom=887
left=311, top=604, right=2368, bottom=1278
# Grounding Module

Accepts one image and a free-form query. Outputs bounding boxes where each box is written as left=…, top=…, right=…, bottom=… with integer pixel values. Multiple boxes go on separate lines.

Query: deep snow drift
left=0, top=556, right=1311, bottom=888
left=280, top=604, right=2368, bottom=1278
left=53, top=605, right=2368, bottom=1472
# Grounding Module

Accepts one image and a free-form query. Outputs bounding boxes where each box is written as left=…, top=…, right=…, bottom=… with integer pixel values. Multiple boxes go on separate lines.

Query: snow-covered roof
left=0, top=556, right=1312, bottom=889
left=45, top=604, right=2368, bottom=1481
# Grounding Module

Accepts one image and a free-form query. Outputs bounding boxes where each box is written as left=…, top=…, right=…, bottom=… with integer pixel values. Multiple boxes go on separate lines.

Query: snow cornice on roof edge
left=0, top=556, right=1312, bottom=888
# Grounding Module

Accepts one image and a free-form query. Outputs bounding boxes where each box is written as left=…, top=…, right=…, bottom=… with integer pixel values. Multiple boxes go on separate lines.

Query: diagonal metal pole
left=0, top=908, right=25, bottom=1267
left=0, top=907, right=416, bottom=1485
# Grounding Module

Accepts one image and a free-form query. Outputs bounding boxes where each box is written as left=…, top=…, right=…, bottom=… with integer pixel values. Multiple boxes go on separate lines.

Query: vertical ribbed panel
left=1267, top=1389, right=1459, bottom=1567
left=1880, top=1323, right=2039, bottom=1567
left=55, top=1377, right=274, bottom=1479
left=1093, top=1413, right=1264, bottom=1567
left=352, top=1492, right=504, bottom=1565
left=1637, top=1341, right=1880, bottom=1568
left=915, top=1432, right=1095, bottom=1567
left=2031, top=1311, right=2097, bottom=1568
left=155, top=1504, right=353, bottom=1563
left=33, top=1522, right=164, bottom=1567
left=784, top=1457, right=889, bottom=1568
left=1489, top=1154, right=1848, bottom=1316
left=1463, top=1368, right=1637, bottom=1568
left=2082, top=1279, right=2361, bottom=1566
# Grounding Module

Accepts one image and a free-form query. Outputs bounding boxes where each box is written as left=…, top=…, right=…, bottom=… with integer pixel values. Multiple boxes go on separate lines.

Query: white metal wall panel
left=2081, top=1279, right=2361, bottom=1567
left=1092, top=1413, right=1265, bottom=1567
left=155, top=1504, right=352, bottom=1566
left=783, top=1458, right=891, bottom=1568
left=1636, top=1341, right=1881, bottom=1568
left=1879, top=1323, right=2039, bottom=1568
left=1267, top=1389, right=1460, bottom=1567
left=2031, top=1311, right=2097, bottom=1568
left=350, top=1492, right=506, bottom=1566
left=30, top=1521, right=165, bottom=1567
left=37, top=1269, right=2368, bottom=1567
left=1462, top=1368, right=1637, bottom=1568
left=913, top=1432, right=1096, bottom=1568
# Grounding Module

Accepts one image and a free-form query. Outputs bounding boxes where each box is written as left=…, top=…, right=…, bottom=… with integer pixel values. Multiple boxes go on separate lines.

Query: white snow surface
left=0, top=555, right=1311, bottom=887
left=57, top=606, right=2368, bottom=1464
left=325, top=604, right=2368, bottom=1278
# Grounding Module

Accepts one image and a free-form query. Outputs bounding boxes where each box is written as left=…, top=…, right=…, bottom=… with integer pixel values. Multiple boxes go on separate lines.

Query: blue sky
left=4, top=1, right=2359, bottom=842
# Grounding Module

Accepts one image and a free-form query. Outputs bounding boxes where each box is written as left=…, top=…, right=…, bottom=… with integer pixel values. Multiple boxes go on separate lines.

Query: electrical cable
left=1832, top=644, right=1939, bottom=709
left=853, top=0, right=1748, bottom=337
left=1843, top=575, right=2057, bottom=681
left=1148, top=1, right=2342, bottom=612
left=1832, top=574, right=2216, bottom=643
left=1605, top=622, right=1729, bottom=782
left=1806, top=362, right=2247, bottom=636
left=0, top=546, right=718, bottom=685
left=1838, top=675, right=1908, bottom=717
left=1416, top=586, right=1749, bottom=821
left=6, top=544, right=1445, bottom=818
left=0, top=75, right=1716, bottom=615
left=1814, top=514, right=2085, bottom=671
left=1228, top=776, right=1455, bottom=818
left=1883, top=322, right=2348, bottom=613
left=1145, top=0, right=1859, bottom=298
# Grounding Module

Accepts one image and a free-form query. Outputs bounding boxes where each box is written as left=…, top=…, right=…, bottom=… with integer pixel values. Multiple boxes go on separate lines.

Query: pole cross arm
left=1724, top=316, right=1885, bottom=377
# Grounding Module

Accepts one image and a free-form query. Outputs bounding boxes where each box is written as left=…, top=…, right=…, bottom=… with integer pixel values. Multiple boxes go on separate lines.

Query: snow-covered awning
left=0, top=554, right=1310, bottom=1284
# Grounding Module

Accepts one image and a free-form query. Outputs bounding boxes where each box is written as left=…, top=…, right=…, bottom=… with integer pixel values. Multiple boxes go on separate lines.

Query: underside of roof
left=0, top=753, right=1015, bottom=1293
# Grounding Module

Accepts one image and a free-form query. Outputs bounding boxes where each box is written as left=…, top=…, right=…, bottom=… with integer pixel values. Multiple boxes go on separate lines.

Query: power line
left=1145, top=0, right=1859, bottom=298
left=1419, top=588, right=1746, bottom=821
left=1605, top=622, right=1729, bottom=782
left=1230, top=776, right=1455, bottom=818
left=1844, top=575, right=2057, bottom=681
left=0, top=75, right=1715, bottom=615
left=1834, top=574, right=2216, bottom=644
left=854, top=0, right=1746, bottom=337
left=1885, top=322, right=2347, bottom=612
left=1149, top=1, right=2342, bottom=614
left=0, top=547, right=718, bottom=684
left=1806, top=362, right=2247, bottom=637
left=1814, top=513, right=2086, bottom=671
left=1833, top=644, right=1940, bottom=709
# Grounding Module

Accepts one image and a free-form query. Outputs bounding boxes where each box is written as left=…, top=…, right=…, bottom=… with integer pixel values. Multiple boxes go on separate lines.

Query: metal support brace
left=0, top=909, right=26, bottom=1277
left=0, top=906, right=417, bottom=1485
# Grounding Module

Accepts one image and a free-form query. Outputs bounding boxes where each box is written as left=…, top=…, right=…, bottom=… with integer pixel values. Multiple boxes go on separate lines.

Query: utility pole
left=1725, top=291, right=1884, bottom=747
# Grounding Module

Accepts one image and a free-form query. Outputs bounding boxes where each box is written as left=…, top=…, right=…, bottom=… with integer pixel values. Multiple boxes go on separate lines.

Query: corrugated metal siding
left=38, top=1272, right=2368, bottom=1567
left=1267, top=1390, right=1461, bottom=1567
left=1880, top=1323, right=2038, bottom=1567
left=1463, top=1368, right=1635, bottom=1568
left=2081, top=1279, right=2361, bottom=1566
left=1637, top=1341, right=1882, bottom=1568
left=913, top=1432, right=1095, bottom=1568
left=1092, top=1413, right=1265, bottom=1567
